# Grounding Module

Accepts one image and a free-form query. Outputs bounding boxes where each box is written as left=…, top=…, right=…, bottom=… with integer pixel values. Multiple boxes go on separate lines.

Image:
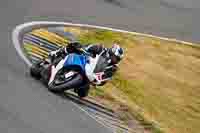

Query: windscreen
left=93, top=56, right=109, bottom=73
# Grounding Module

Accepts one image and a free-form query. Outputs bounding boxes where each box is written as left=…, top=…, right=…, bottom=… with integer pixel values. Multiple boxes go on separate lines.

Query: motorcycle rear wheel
left=30, top=64, right=42, bottom=80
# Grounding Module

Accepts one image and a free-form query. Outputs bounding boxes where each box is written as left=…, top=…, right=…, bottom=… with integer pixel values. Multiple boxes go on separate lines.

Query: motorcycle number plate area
left=65, top=71, right=75, bottom=78
left=95, top=72, right=104, bottom=81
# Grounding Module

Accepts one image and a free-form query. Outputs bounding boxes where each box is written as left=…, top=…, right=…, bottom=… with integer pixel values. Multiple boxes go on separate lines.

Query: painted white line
left=12, top=21, right=199, bottom=133
left=12, top=21, right=199, bottom=64
left=12, top=23, right=32, bottom=66
left=12, top=21, right=200, bottom=66
left=12, top=21, right=200, bottom=65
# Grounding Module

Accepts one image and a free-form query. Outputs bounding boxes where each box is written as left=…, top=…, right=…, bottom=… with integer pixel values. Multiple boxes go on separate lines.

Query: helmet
left=68, top=41, right=81, bottom=48
left=109, top=43, right=124, bottom=64
left=111, top=43, right=124, bottom=58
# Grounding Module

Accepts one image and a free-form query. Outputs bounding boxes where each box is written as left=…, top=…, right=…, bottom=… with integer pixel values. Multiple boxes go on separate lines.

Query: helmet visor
left=111, top=54, right=120, bottom=64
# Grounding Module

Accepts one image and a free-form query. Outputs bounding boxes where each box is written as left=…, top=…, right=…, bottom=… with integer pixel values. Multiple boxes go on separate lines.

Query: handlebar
left=79, top=48, right=94, bottom=57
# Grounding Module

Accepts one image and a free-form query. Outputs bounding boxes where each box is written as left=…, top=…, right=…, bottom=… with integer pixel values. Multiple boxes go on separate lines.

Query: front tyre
left=48, top=73, right=83, bottom=93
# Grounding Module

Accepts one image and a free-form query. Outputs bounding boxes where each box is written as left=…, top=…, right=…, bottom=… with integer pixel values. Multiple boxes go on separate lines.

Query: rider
left=49, top=41, right=124, bottom=78
left=49, top=41, right=124, bottom=96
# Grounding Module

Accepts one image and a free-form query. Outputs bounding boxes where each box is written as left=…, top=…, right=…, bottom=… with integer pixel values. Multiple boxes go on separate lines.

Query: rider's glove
left=49, top=50, right=58, bottom=57
left=49, top=46, right=67, bottom=57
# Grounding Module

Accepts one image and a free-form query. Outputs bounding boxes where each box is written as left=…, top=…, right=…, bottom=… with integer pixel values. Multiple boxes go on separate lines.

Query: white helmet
left=110, top=43, right=124, bottom=60
left=108, top=43, right=124, bottom=64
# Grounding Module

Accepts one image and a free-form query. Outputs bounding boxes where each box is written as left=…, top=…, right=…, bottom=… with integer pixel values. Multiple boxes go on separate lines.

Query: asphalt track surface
left=1, top=0, right=200, bottom=133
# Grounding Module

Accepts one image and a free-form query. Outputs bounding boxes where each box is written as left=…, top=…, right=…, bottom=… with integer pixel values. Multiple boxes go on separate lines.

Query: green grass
left=64, top=26, right=200, bottom=133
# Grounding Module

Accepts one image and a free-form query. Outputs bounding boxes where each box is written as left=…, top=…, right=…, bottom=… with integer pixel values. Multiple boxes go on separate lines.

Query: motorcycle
left=30, top=48, right=113, bottom=98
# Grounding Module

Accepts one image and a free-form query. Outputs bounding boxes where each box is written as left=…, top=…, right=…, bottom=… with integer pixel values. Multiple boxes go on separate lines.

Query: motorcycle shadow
left=56, top=91, right=131, bottom=132
left=26, top=69, right=116, bottom=117
left=55, top=90, right=118, bottom=119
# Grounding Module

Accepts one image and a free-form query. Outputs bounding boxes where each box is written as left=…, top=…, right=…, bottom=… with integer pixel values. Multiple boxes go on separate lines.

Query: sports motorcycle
left=30, top=48, right=113, bottom=98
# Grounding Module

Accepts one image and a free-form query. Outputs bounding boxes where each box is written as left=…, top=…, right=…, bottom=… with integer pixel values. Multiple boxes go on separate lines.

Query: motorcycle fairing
left=85, top=50, right=109, bottom=85
left=48, top=56, right=68, bottom=85
left=63, top=53, right=87, bottom=71
left=48, top=53, right=87, bottom=85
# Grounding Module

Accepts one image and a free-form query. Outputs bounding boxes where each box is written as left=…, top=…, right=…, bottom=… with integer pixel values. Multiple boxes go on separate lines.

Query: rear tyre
left=77, top=84, right=90, bottom=98
left=48, top=73, right=83, bottom=93
left=30, top=65, right=41, bottom=80
left=40, top=66, right=51, bottom=86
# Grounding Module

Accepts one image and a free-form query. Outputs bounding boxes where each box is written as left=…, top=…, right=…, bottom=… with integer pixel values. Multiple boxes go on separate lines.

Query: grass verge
left=64, top=26, right=200, bottom=133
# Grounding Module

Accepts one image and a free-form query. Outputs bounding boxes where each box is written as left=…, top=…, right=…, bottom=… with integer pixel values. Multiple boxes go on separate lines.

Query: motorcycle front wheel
left=48, top=72, right=83, bottom=93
